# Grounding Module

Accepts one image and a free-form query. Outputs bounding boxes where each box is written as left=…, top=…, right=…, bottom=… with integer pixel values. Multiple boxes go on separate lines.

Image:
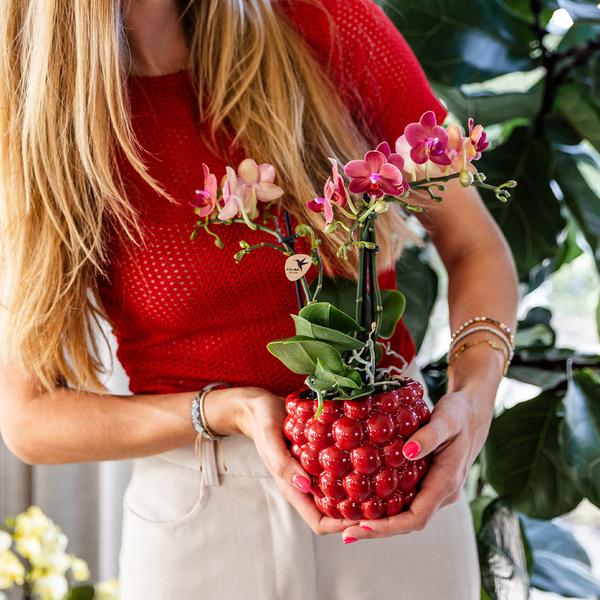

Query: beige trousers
left=118, top=361, right=480, bottom=599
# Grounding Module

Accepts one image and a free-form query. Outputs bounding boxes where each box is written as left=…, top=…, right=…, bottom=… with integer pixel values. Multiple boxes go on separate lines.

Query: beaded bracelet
left=448, top=338, right=511, bottom=375
left=449, top=325, right=514, bottom=363
left=451, top=316, right=515, bottom=347
left=191, top=381, right=231, bottom=441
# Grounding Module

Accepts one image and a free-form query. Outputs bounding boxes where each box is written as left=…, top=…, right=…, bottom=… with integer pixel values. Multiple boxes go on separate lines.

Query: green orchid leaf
left=378, top=290, right=406, bottom=339
left=291, top=315, right=365, bottom=352
left=559, top=367, right=600, bottom=506
left=556, top=84, right=600, bottom=154
left=310, top=359, right=361, bottom=392
left=267, top=336, right=345, bottom=375
left=337, top=384, right=375, bottom=400
left=66, top=586, right=95, bottom=600
left=482, top=390, right=583, bottom=518
left=298, top=302, right=361, bottom=334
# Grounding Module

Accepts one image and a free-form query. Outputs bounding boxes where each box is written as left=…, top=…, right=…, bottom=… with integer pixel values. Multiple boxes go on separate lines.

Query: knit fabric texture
left=97, top=0, right=448, bottom=396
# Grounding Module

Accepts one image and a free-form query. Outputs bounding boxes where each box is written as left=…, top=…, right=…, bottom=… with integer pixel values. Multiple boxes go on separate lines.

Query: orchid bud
left=459, top=170, right=474, bottom=187
left=324, top=222, right=338, bottom=234
left=504, top=180, right=517, bottom=188
left=239, top=240, right=250, bottom=249
left=214, top=236, right=225, bottom=250
left=374, top=200, right=388, bottom=213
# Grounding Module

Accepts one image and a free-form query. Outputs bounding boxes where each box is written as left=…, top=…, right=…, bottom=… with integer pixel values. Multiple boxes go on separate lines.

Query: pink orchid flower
left=343, top=148, right=405, bottom=198
left=374, top=142, right=410, bottom=194
left=307, top=178, right=336, bottom=224
left=219, top=166, right=248, bottom=220
left=404, top=111, right=451, bottom=167
left=467, top=118, right=489, bottom=160
left=190, top=163, right=218, bottom=217
left=328, top=158, right=349, bottom=208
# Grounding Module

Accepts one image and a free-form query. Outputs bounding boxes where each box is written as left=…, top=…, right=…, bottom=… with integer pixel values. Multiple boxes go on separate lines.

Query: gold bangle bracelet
left=451, top=316, right=514, bottom=347
left=449, top=325, right=514, bottom=362
left=448, top=338, right=511, bottom=375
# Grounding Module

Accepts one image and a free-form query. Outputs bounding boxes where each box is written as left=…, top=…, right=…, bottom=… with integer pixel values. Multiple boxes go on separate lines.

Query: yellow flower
left=0, top=550, right=25, bottom=590
left=94, top=577, right=119, bottom=600
left=0, top=533, right=11, bottom=554
left=14, top=506, right=50, bottom=539
left=14, top=536, right=42, bottom=563
left=69, top=555, right=90, bottom=582
left=32, top=574, right=68, bottom=600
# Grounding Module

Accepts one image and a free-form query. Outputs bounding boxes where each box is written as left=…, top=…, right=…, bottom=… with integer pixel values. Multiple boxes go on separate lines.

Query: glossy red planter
left=284, top=379, right=431, bottom=520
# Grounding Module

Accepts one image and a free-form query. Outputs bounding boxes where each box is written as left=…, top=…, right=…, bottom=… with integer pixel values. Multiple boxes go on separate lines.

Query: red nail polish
left=292, top=474, right=311, bottom=493
left=360, top=525, right=374, bottom=531
left=343, top=536, right=358, bottom=544
left=403, top=441, right=421, bottom=459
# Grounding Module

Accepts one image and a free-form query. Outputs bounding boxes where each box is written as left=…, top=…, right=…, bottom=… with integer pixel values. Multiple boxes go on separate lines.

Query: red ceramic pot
left=283, top=379, right=431, bottom=520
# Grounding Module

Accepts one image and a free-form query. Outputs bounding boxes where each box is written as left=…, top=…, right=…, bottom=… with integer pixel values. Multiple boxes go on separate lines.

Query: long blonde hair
left=0, top=0, right=410, bottom=393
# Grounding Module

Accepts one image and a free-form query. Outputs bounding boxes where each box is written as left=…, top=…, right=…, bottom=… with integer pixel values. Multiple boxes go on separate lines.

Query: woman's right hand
left=205, top=386, right=359, bottom=536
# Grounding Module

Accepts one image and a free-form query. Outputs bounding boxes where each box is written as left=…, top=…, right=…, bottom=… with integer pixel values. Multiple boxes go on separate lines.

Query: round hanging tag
left=285, top=254, right=312, bottom=281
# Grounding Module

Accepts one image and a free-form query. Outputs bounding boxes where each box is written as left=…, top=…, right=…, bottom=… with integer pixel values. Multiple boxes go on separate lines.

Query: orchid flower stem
left=310, top=249, right=324, bottom=303
left=227, top=219, right=281, bottom=239
left=346, top=194, right=359, bottom=215
left=358, top=201, right=378, bottom=223
left=411, top=173, right=460, bottom=187
left=336, top=205, right=358, bottom=220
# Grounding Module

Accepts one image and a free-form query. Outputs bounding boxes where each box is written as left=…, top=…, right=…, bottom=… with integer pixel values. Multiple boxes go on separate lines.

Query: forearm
left=3, top=387, right=199, bottom=464
left=444, top=242, right=518, bottom=399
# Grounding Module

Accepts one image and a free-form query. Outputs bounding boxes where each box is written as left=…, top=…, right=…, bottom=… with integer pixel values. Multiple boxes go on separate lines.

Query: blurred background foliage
left=378, top=0, right=600, bottom=598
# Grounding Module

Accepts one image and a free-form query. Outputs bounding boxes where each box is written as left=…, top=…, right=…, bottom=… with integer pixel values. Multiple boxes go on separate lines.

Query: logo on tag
left=285, top=254, right=312, bottom=281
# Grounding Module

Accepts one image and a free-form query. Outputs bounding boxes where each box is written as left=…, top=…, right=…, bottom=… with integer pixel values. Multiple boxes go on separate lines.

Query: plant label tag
left=285, top=254, right=312, bottom=281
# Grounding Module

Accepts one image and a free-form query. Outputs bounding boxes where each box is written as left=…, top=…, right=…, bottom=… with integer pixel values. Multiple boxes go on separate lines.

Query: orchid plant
left=190, top=111, right=515, bottom=415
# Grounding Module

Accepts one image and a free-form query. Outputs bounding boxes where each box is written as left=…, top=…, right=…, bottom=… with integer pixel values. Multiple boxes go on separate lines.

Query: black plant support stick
left=284, top=210, right=305, bottom=310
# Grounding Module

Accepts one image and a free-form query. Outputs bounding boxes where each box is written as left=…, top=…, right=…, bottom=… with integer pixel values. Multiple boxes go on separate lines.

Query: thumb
left=402, top=408, right=457, bottom=461
left=263, top=429, right=313, bottom=494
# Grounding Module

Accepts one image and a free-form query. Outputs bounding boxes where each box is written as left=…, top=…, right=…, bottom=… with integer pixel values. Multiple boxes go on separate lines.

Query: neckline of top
left=128, top=67, right=192, bottom=85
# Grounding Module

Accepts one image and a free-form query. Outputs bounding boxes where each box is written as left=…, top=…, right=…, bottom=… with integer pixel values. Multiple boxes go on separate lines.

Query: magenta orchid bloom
left=467, top=118, right=489, bottom=160
left=328, top=158, right=349, bottom=208
left=190, top=163, right=218, bottom=217
left=307, top=178, right=337, bottom=224
left=374, top=142, right=410, bottom=194
left=343, top=148, right=405, bottom=198
left=404, top=111, right=451, bottom=167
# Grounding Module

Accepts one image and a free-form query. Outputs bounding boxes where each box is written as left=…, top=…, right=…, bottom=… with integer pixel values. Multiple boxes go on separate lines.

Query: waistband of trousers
left=152, top=357, right=427, bottom=479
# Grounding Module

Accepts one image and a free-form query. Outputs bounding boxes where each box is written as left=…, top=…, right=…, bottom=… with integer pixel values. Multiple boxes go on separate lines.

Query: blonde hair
left=0, top=0, right=411, bottom=393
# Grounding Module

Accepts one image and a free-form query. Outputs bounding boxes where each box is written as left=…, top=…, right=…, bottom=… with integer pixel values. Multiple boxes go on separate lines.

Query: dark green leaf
left=267, top=336, right=345, bottom=375
left=559, top=367, right=600, bottom=505
left=555, top=83, right=600, bottom=153
left=378, top=0, right=539, bottom=86
left=435, top=82, right=544, bottom=126
left=470, top=494, right=497, bottom=532
left=312, top=278, right=356, bottom=320
left=379, top=290, right=406, bottom=339
left=482, top=390, right=583, bottom=518
left=395, top=247, right=439, bottom=351
left=66, top=586, right=95, bottom=600
left=477, top=499, right=530, bottom=600
left=476, top=127, right=566, bottom=279
left=298, top=302, right=361, bottom=333
left=516, top=307, right=556, bottom=350
left=506, top=365, right=567, bottom=389
left=292, top=315, right=365, bottom=352
left=557, top=21, right=600, bottom=51
left=312, top=359, right=361, bottom=392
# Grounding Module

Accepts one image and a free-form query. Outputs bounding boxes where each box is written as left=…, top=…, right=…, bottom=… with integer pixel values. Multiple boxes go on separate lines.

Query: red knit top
left=97, top=0, right=448, bottom=396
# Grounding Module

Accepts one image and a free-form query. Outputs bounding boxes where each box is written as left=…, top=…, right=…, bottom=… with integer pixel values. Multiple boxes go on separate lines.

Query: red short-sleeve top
left=97, top=0, right=448, bottom=396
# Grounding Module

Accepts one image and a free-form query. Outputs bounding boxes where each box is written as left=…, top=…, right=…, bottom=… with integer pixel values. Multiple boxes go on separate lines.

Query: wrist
left=201, top=387, right=245, bottom=436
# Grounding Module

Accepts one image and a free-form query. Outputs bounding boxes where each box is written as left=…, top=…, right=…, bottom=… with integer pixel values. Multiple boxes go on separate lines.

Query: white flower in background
left=14, top=535, right=42, bottom=563
left=14, top=506, right=50, bottom=539
left=37, top=550, right=71, bottom=574
left=0, top=533, right=11, bottom=553
left=95, top=577, right=119, bottom=600
left=0, top=549, right=25, bottom=590
left=32, top=573, right=68, bottom=600
left=69, top=555, right=90, bottom=582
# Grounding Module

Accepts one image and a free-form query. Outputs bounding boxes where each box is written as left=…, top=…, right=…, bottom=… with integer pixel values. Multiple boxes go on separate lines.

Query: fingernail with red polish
left=360, top=525, right=374, bottom=531
left=403, top=441, right=421, bottom=459
left=292, top=474, right=311, bottom=493
left=343, top=536, right=358, bottom=545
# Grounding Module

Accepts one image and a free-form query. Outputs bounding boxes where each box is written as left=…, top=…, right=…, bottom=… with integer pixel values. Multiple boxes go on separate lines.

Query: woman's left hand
left=340, top=387, right=494, bottom=541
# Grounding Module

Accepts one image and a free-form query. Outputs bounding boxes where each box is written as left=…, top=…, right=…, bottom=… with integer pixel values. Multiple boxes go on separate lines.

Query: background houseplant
left=377, top=0, right=600, bottom=598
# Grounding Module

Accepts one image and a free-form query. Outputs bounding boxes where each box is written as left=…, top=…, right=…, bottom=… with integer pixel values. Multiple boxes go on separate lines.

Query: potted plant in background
left=190, top=110, right=514, bottom=520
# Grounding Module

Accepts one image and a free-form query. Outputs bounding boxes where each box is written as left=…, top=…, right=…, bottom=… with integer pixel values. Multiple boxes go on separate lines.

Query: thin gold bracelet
left=448, top=338, right=511, bottom=375
left=449, top=325, right=514, bottom=362
left=451, top=316, right=515, bottom=347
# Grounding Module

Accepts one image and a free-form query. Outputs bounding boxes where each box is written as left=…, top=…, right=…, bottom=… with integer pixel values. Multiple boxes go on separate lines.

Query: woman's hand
left=205, top=386, right=359, bottom=535
left=340, top=380, right=495, bottom=542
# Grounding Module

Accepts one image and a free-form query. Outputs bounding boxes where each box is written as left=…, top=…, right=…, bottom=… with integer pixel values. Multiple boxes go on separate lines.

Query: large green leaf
left=267, top=336, right=345, bottom=375
left=559, top=367, right=600, bottom=505
left=292, top=315, right=365, bottom=352
left=66, top=587, right=95, bottom=600
left=482, top=390, right=583, bottom=518
left=520, top=515, right=600, bottom=597
left=476, top=126, right=566, bottom=278
left=378, top=0, right=539, bottom=86
left=555, top=83, right=600, bottom=153
left=310, top=359, right=361, bottom=393
left=298, top=302, right=361, bottom=333
left=435, top=82, right=544, bottom=126
left=515, top=307, right=556, bottom=350
left=379, top=290, right=406, bottom=339
left=477, top=499, right=530, bottom=600
left=395, top=247, right=439, bottom=351
left=554, top=148, right=600, bottom=271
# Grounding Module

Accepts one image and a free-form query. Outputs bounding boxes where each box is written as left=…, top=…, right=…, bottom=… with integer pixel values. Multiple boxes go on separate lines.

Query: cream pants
left=118, top=360, right=480, bottom=599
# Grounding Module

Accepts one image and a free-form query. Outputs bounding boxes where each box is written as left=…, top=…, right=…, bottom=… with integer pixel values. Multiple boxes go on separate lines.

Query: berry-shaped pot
left=283, top=378, right=431, bottom=520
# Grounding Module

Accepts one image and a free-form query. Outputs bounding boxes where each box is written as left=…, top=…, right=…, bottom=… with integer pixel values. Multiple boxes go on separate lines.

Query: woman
left=0, top=0, right=518, bottom=598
